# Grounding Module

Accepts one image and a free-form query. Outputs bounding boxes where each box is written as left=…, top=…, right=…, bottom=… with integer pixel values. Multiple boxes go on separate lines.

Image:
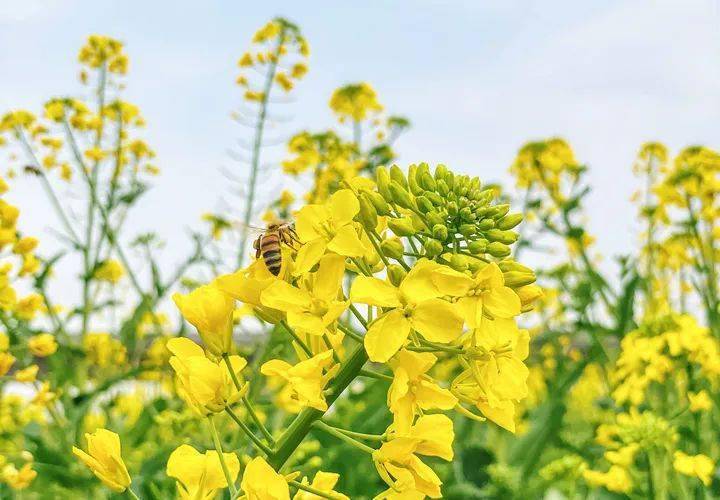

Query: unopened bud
left=468, top=239, right=488, bottom=254
left=497, top=213, right=523, bottom=230
left=388, top=216, right=416, bottom=236
left=432, top=224, right=448, bottom=241
left=459, top=224, right=475, bottom=237
left=424, top=239, right=443, bottom=257
left=387, top=264, right=407, bottom=286
left=487, top=241, right=511, bottom=258
left=363, top=190, right=391, bottom=216
left=389, top=181, right=415, bottom=210
left=420, top=172, right=436, bottom=191
left=427, top=212, right=445, bottom=227
left=381, top=237, right=405, bottom=260
left=434, top=164, right=448, bottom=181
left=358, top=195, right=378, bottom=229
left=390, top=164, right=408, bottom=189
left=376, top=167, right=392, bottom=201
left=503, top=271, right=536, bottom=288
left=416, top=196, right=434, bottom=214
left=486, top=229, right=518, bottom=245
left=407, top=165, right=424, bottom=195
left=477, top=218, right=494, bottom=231
left=425, top=191, right=444, bottom=206
left=437, top=180, right=449, bottom=197
left=517, top=283, right=543, bottom=308
left=492, top=204, right=510, bottom=219
left=460, top=207, right=474, bottom=221
left=447, top=201, right=458, bottom=216
left=498, top=260, right=533, bottom=274
left=450, top=254, right=468, bottom=272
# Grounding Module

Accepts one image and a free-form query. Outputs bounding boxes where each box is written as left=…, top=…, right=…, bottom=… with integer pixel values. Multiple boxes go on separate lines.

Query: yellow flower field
left=0, top=14, right=718, bottom=500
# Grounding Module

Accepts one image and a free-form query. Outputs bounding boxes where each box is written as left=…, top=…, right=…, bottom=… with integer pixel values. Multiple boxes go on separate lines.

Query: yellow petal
left=350, top=276, right=402, bottom=307
left=483, top=286, right=521, bottom=318
left=411, top=298, right=464, bottom=343
left=365, top=310, right=411, bottom=362
left=294, top=239, right=327, bottom=276
left=313, top=254, right=346, bottom=302
left=327, top=224, right=366, bottom=257
left=328, top=189, right=359, bottom=226
left=261, top=281, right=312, bottom=312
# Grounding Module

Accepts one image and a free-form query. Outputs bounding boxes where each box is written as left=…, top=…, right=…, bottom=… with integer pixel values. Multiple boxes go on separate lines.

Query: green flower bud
left=420, top=172, right=436, bottom=191
left=492, top=204, right=510, bottom=219
left=468, top=239, right=488, bottom=254
left=503, top=271, right=536, bottom=288
left=362, top=190, right=391, bottom=216
left=437, top=180, right=449, bottom=196
left=432, top=224, right=448, bottom=241
left=487, top=241, right=511, bottom=258
left=358, top=195, right=378, bottom=230
left=477, top=218, right=494, bottom=230
left=376, top=166, right=392, bottom=201
left=416, top=196, right=434, bottom=214
left=390, top=164, right=408, bottom=189
left=477, top=189, right=495, bottom=205
left=410, top=212, right=428, bottom=232
left=424, top=238, right=443, bottom=257
left=460, top=207, right=474, bottom=221
left=447, top=201, right=458, bottom=216
left=416, top=162, right=431, bottom=178
left=444, top=171, right=455, bottom=190
left=469, top=177, right=481, bottom=192
left=435, top=164, right=448, bottom=182
left=467, top=258, right=484, bottom=273
left=389, top=181, right=415, bottom=210
left=459, top=224, right=475, bottom=237
left=486, top=229, right=518, bottom=245
left=387, top=216, right=416, bottom=236
left=408, top=164, right=424, bottom=195
left=450, top=254, right=468, bottom=272
left=387, top=264, right=407, bottom=287
left=497, top=213, right=523, bottom=230
left=425, top=191, right=444, bottom=206
left=381, top=237, right=405, bottom=260
left=498, top=260, right=534, bottom=274
left=427, top=212, right=445, bottom=227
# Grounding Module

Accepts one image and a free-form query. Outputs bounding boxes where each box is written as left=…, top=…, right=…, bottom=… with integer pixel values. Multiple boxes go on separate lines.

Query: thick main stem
left=267, top=343, right=368, bottom=470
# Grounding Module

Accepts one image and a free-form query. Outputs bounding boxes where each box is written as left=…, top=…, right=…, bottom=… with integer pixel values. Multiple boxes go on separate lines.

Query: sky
left=1, top=0, right=719, bottom=299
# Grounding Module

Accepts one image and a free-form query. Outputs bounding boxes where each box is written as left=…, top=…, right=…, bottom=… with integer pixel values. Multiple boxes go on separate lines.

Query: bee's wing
left=236, top=222, right=267, bottom=234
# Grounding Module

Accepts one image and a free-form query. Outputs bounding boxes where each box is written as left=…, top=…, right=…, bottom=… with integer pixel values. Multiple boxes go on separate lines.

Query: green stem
left=280, top=320, right=313, bottom=357
left=221, top=354, right=275, bottom=446
left=208, top=415, right=239, bottom=497
left=319, top=421, right=385, bottom=441
left=290, top=480, right=340, bottom=499
left=359, top=369, right=392, bottom=382
left=126, top=487, right=141, bottom=500
left=267, top=344, right=368, bottom=469
left=225, top=406, right=273, bottom=455
left=313, top=420, right=376, bottom=454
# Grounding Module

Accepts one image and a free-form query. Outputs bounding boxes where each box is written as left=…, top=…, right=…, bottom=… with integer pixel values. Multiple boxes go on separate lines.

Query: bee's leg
left=254, top=237, right=262, bottom=259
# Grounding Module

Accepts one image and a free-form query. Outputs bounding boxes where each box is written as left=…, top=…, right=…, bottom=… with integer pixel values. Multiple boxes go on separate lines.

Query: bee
left=252, top=221, right=299, bottom=276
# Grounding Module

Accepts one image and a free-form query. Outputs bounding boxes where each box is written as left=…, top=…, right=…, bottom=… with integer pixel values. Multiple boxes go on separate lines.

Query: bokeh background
left=2, top=0, right=719, bottom=293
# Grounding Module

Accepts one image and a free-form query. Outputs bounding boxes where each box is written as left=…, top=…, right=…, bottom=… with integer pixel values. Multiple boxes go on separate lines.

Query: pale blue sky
left=2, top=0, right=719, bottom=296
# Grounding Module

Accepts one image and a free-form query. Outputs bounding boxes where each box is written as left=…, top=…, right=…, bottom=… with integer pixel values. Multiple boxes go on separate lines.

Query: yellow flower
left=167, top=337, right=247, bottom=415
left=261, top=254, right=348, bottom=336
left=329, top=83, right=383, bottom=122
left=688, top=390, right=712, bottom=413
left=261, top=350, right=335, bottom=411
left=0, top=352, right=15, bottom=376
left=388, top=414, right=455, bottom=461
left=15, top=364, right=39, bottom=383
left=583, top=465, right=632, bottom=493
left=388, top=350, right=457, bottom=433
left=350, top=259, right=464, bottom=362
left=294, top=189, right=366, bottom=275
left=84, top=332, right=127, bottom=367
left=31, top=381, right=56, bottom=406
left=94, top=259, right=125, bottom=283
left=72, top=428, right=131, bottom=492
left=166, top=444, right=240, bottom=499
left=15, top=293, right=44, bottom=321
left=28, top=333, right=58, bottom=357
left=433, top=262, right=521, bottom=327
left=12, top=236, right=38, bottom=255
left=673, top=451, right=715, bottom=486
left=293, top=471, right=348, bottom=500
left=2, top=463, right=37, bottom=490
left=173, top=285, right=235, bottom=356
left=451, top=316, right=530, bottom=433
left=240, top=456, right=290, bottom=500
left=373, top=437, right=443, bottom=498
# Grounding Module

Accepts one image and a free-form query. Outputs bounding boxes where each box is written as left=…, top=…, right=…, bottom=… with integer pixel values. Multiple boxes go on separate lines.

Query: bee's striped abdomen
left=261, top=233, right=282, bottom=276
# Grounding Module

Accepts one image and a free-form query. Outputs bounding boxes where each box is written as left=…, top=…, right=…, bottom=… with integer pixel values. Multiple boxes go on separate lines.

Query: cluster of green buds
left=357, top=163, right=536, bottom=292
